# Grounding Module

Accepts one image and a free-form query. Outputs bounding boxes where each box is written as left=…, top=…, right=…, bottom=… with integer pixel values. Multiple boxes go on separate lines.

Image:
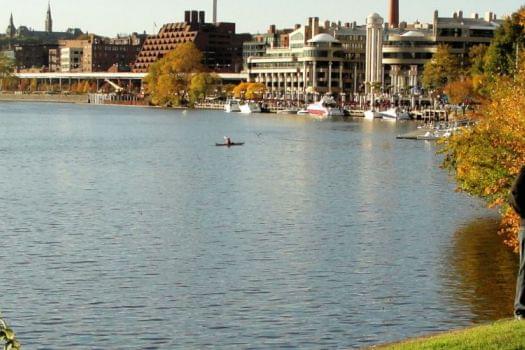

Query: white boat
left=380, top=107, right=411, bottom=121
left=277, top=108, right=299, bottom=115
left=239, top=102, right=262, bottom=114
left=307, top=95, right=344, bottom=118
left=297, top=109, right=310, bottom=116
left=224, top=99, right=240, bottom=113
left=364, top=109, right=381, bottom=120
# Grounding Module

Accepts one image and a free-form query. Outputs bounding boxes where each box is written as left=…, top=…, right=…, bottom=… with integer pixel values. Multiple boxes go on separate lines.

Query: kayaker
left=511, top=166, right=525, bottom=320
left=224, top=136, right=232, bottom=146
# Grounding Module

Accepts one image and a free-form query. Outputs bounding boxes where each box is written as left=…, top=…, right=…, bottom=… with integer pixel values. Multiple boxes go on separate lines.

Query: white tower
left=365, top=13, right=384, bottom=94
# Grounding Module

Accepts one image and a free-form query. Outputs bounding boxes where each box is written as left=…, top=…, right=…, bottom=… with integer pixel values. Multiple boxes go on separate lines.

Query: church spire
left=45, top=1, right=53, bottom=33
left=6, top=13, right=16, bottom=38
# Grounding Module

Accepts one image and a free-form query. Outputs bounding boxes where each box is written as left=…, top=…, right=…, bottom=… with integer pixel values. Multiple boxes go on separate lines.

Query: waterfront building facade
left=55, top=34, right=145, bottom=73
left=244, top=17, right=366, bottom=101
left=381, top=10, right=502, bottom=95
left=133, top=10, right=248, bottom=73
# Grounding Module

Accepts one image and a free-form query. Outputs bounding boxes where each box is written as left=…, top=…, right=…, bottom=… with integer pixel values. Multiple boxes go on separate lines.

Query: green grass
left=373, top=320, right=525, bottom=350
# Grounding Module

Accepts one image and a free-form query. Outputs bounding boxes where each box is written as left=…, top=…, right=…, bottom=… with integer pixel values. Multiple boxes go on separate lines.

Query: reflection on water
left=443, top=216, right=518, bottom=322
left=0, top=103, right=518, bottom=349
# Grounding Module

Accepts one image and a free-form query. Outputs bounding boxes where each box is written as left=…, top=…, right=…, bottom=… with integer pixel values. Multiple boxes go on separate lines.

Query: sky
left=0, top=0, right=522, bottom=36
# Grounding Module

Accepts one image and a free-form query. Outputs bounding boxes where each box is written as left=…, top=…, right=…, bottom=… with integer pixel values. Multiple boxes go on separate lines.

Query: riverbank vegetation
left=439, top=6, right=525, bottom=251
left=0, top=313, right=20, bottom=350
left=144, top=43, right=218, bottom=107
left=0, top=55, right=15, bottom=91
left=375, top=319, right=525, bottom=350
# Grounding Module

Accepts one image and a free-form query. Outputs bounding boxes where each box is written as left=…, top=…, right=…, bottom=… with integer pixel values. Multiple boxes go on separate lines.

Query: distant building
left=382, top=10, right=503, bottom=94
left=2, top=8, right=83, bottom=43
left=244, top=17, right=360, bottom=100
left=244, top=3, right=505, bottom=102
left=244, top=17, right=367, bottom=100
left=1, top=7, right=83, bottom=71
left=55, top=33, right=146, bottom=72
left=133, top=10, right=249, bottom=73
left=242, top=24, right=295, bottom=68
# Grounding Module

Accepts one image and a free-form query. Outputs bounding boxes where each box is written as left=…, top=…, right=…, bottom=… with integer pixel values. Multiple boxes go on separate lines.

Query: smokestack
left=213, top=0, right=217, bottom=24
left=389, top=0, right=399, bottom=28
left=199, top=11, right=205, bottom=24
left=185, top=11, right=191, bottom=23
left=191, top=11, right=199, bottom=24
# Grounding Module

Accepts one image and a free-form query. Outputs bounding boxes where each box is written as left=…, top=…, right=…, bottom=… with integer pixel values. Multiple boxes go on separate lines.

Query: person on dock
left=511, top=166, right=525, bottom=320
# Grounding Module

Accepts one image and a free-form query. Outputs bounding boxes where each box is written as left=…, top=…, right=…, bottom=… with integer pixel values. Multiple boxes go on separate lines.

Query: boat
left=379, top=107, right=411, bottom=121
left=277, top=108, right=299, bottom=115
left=364, top=109, right=381, bottom=120
left=416, top=131, right=442, bottom=141
left=215, top=142, right=245, bottom=147
left=306, top=95, right=344, bottom=118
left=224, top=99, right=241, bottom=113
left=239, top=102, right=262, bottom=114
left=297, top=109, right=310, bottom=116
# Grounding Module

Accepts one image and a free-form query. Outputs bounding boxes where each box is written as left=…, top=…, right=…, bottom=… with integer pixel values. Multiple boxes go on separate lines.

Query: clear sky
left=0, top=0, right=522, bottom=36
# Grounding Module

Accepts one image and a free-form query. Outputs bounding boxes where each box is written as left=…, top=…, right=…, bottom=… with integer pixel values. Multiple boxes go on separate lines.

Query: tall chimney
left=213, top=0, right=217, bottom=24
left=185, top=11, right=191, bottom=23
left=191, top=10, right=199, bottom=24
left=389, top=0, right=399, bottom=28
left=199, top=11, right=205, bottom=24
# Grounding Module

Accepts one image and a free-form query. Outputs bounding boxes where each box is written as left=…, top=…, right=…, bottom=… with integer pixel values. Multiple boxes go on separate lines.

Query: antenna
left=213, top=0, right=217, bottom=24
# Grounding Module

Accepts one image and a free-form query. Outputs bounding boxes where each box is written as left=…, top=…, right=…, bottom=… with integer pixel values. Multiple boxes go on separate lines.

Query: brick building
left=133, top=10, right=249, bottom=73
left=55, top=33, right=146, bottom=72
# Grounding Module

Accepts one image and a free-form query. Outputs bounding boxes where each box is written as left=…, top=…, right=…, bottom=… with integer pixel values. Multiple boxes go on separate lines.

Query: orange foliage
left=443, top=64, right=525, bottom=252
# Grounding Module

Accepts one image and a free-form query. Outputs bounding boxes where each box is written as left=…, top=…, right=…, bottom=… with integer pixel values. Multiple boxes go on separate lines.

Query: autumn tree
left=245, top=83, right=266, bottom=100
left=232, top=82, right=266, bottom=100
left=232, top=82, right=250, bottom=99
left=0, top=55, right=14, bottom=91
left=443, top=79, right=477, bottom=105
left=443, top=63, right=525, bottom=252
left=422, top=44, right=461, bottom=90
left=145, top=42, right=210, bottom=107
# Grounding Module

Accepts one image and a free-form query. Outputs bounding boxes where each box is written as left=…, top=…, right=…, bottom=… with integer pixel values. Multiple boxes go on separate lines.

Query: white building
left=365, top=13, right=384, bottom=95
left=60, top=47, right=83, bottom=72
left=245, top=17, right=365, bottom=102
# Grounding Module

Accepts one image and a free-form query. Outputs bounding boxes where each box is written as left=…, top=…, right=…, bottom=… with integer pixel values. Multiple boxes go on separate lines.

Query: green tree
left=422, top=44, right=461, bottom=90
left=144, top=42, right=206, bottom=107
left=468, top=44, right=488, bottom=76
left=484, top=7, right=525, bottom=77
left=188, top=73, right=218, bottom=106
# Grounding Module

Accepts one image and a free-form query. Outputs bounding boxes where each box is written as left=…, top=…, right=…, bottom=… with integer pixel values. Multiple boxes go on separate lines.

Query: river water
left=0, top=102, right=518, bottom=349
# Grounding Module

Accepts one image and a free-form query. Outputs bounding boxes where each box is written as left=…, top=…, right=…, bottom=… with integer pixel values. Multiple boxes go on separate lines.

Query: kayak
left=216, top=143, right=245, bottom=147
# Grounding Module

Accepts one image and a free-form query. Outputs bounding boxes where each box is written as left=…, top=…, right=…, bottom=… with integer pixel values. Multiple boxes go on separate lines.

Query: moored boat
left=239, top=102, right=262, bottom=114
left=307, top=95, right=344, bottom=118
left=364, top=109, right=381, bottom=120
left=224, top=99, right=241, bottom=113
left=380, top=107, right=411, bottom=121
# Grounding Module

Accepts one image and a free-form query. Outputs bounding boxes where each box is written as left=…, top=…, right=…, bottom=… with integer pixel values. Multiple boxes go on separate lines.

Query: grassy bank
left=0, top=92, right=88, bottom=104
left=373, top=320, right=525, bottom=349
